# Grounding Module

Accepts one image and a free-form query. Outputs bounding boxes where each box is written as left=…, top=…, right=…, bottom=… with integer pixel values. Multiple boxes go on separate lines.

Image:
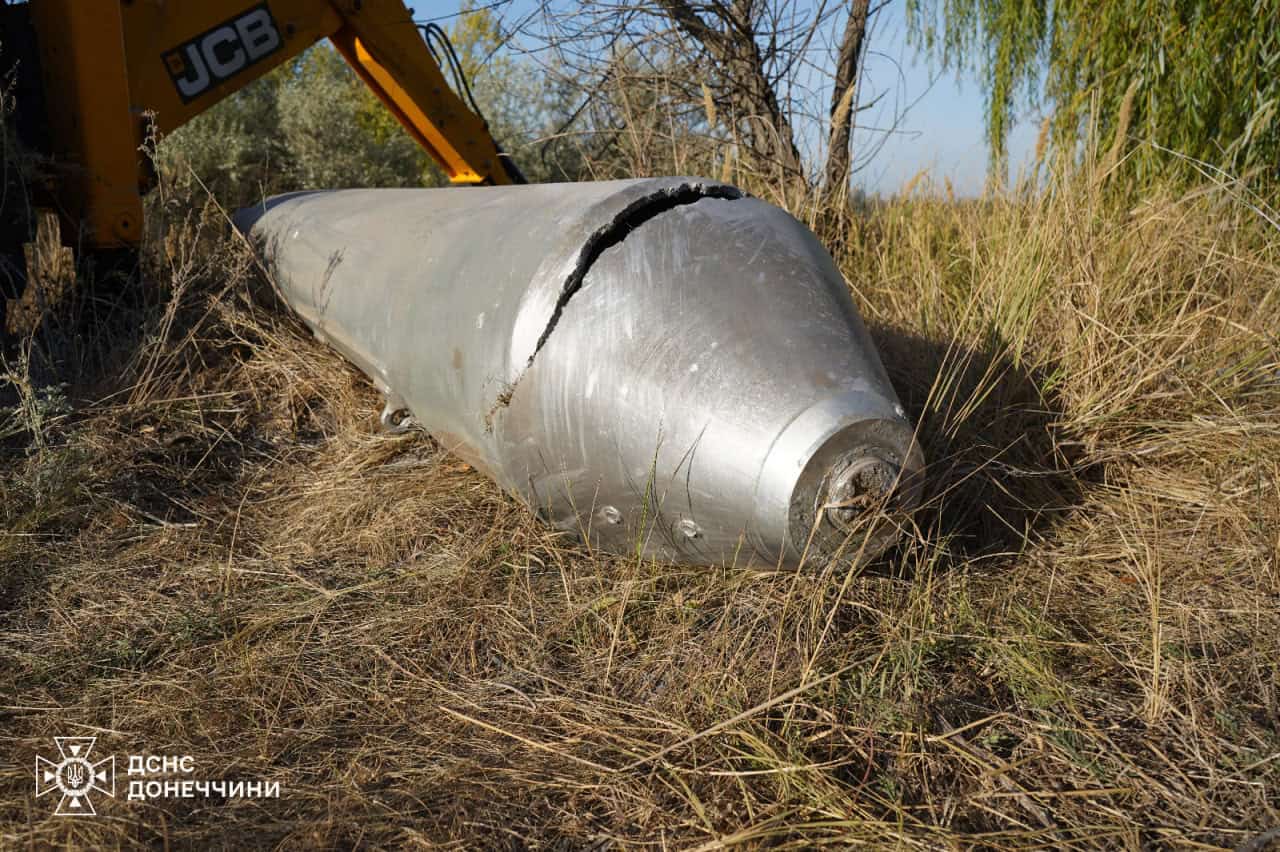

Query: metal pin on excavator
left=4, top=0, right=924, bottom=567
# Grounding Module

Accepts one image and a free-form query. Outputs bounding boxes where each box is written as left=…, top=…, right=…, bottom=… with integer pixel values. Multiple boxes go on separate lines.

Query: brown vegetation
left=1, top=143, right=1277, bottom=848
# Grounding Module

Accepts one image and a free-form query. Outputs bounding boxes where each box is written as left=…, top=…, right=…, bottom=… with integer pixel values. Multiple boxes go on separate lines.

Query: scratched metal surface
left=236, top=178, right=924, bottom=567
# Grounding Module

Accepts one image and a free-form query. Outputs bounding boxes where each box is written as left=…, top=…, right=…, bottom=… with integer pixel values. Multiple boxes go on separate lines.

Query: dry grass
left=1, top=157, right=1278, bottom=849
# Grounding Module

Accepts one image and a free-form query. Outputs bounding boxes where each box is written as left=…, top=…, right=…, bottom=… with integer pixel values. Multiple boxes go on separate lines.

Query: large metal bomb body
left=236, top=178, right=923, bottom=566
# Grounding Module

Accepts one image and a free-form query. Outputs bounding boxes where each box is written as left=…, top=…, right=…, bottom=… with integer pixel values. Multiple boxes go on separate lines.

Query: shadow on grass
left=0, top=232, right=262, bottom=619
left=870, top=323, right=1092, bottom=561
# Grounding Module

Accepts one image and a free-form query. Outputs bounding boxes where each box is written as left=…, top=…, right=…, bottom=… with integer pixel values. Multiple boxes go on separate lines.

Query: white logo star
left=35, top=737, right=115, bottom=816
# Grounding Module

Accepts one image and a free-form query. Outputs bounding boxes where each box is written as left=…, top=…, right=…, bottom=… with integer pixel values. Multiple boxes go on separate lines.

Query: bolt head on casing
left=676, top=518, right=701, bottom=539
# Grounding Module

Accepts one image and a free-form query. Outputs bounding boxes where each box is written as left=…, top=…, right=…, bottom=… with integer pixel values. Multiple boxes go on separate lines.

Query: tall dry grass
left=1, top=149, right=1278, bottom=848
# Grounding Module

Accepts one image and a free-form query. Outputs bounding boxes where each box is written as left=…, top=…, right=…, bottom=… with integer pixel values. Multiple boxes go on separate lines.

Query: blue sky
left=848, top=2, right=1039, bottom=195
left=475, top=0, right=1038, bottom=196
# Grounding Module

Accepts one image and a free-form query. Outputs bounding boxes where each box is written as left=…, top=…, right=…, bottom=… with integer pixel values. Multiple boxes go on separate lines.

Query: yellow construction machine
left=1, top=0, right=522, bottom=253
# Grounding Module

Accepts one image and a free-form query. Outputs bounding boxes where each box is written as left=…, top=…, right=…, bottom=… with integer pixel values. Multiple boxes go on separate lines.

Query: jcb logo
left=162, top=4, right=282, bottom=103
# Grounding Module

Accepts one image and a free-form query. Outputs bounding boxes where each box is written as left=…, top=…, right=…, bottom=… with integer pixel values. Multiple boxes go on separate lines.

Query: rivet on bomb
left=676, top=519, right=701, bottom=539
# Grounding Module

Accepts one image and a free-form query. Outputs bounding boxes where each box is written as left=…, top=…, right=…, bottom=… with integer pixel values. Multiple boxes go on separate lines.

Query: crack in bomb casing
left=235, top=177, right=925, bottom=566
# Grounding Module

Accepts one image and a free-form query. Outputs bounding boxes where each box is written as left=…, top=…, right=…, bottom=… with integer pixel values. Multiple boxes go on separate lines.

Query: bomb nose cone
left=237, top=177, right=925, bottom=568
left=755, top=391, right=925, bottom=564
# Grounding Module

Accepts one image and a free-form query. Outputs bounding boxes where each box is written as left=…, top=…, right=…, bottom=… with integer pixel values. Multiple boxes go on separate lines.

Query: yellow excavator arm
left=24, top=0, right=523, bottom=248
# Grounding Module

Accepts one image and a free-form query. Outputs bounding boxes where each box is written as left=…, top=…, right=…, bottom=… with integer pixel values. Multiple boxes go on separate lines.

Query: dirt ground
left=2, top=175, right=1278, bottom=848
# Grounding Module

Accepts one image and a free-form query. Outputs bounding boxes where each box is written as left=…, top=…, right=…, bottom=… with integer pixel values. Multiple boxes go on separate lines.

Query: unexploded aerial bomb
left=235, top=178, right=925, bottom=567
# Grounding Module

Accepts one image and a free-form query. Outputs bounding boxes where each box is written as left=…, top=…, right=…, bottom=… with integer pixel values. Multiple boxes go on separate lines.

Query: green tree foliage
left=158, top=46, right=426, bottom=204
left=444, top=6, right=587, bottom=182
left=907, top=0, right=1280, bottom=183
left=276, top=46, right=428, bottom=189
left=155, top=69, right=286, bottom=200
left=159, top=4, right=574, bottom=204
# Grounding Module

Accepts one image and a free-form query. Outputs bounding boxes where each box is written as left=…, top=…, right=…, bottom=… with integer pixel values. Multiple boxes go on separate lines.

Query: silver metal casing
left=236, top=178, right=924, bottom=567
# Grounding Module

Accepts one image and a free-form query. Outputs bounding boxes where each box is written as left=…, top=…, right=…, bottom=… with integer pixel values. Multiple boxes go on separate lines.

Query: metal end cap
left=823, top=452, right=905, bottom=531
left=777, top=417, right=925, bottom=566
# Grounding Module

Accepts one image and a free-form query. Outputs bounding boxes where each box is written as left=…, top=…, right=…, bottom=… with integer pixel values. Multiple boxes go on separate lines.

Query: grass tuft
left=1, top=151, right=1278, bottom=847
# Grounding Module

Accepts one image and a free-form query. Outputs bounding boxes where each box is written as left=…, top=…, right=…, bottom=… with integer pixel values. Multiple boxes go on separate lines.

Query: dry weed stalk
left=1, top=148, right=1278, bottom=848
